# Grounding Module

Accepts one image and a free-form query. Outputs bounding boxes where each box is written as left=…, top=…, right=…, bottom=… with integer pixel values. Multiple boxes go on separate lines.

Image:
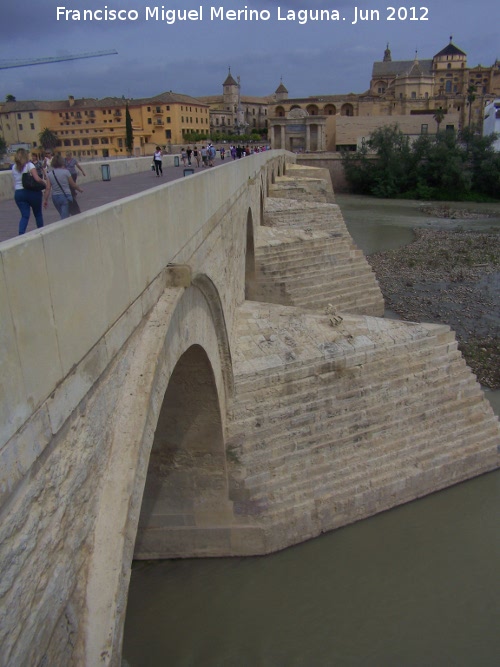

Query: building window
left=18, top=124, right=23, bottom=130
left=421, top=124, right=428, bottom=134
left=411, top=92, right=416, bottom=99
left=29, top=112, right=33, bottom=119
left=445, top=80, right=452, bottom=93
left=30, top=123, right=35, bottom=130
left=147, top=118, right=152, bottom=124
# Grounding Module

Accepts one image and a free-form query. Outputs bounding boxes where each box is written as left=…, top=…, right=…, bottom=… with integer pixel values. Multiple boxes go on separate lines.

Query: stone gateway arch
left=0, top=152, right=498, bottom=666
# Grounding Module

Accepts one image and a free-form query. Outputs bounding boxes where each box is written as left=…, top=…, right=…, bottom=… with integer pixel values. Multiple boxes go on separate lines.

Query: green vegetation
left=125, top=103, right=134, bottom=155
left=38, top=128, right=59, bottom=151
left=182, top=130, right=265, bottom=144
left=342, top=124, right=500, bottom=201
left=0, top=135, right=6, bottom=158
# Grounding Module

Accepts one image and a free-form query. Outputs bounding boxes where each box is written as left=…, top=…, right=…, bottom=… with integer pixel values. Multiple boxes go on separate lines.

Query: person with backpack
left=208, top=144, right=216, bottom=167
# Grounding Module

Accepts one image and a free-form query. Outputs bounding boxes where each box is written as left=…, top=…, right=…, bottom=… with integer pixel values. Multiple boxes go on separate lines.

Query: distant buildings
left=1, top=38, right=499, bottom=156
left=268, top=39, right=500, bottom=151
left=197, top=68, right=271, bottom=136
left=0, top=92, right=210, bottom=157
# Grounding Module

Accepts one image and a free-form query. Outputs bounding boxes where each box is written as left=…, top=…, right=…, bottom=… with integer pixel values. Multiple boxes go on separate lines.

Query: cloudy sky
left=0, top=0, right=498, bottom=102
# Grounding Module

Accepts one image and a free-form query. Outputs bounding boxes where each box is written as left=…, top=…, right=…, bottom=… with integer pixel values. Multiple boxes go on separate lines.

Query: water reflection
left=336, top=194, right=500, bottom=255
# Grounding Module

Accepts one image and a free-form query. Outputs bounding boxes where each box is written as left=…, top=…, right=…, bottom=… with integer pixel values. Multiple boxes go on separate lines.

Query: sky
left=0, top=0, right=498, bottom=103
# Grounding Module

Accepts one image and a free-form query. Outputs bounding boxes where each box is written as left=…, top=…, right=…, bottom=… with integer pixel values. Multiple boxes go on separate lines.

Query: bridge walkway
left=0, top=159, right=230, bottom=243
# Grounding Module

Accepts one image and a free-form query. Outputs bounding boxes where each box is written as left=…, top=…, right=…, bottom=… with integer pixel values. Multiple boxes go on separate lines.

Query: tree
left=433, top=107, right=445, bottom=133
left=39, top=128, right=59, bottom=151
left=125, top=103, right=134, bottom=155
left=5, top=94, right=16, bottom=102
left=366, top=124, right=413, bottom=197
left=342, top=122, right=500, bottom=201
left=0, top=135, right=6, bottom=158
left=466, top=85, right=477, bottom=129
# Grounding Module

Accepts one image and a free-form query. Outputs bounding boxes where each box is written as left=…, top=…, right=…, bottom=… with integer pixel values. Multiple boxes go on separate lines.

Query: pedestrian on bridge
left=11, top=148, right=46, bottom=235
left=47, top=154, right=84, bottom=220
left=153, top=146, right=163, bottom=177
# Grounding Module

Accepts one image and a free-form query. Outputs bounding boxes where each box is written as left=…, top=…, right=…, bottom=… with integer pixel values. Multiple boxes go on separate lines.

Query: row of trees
left=342, top=125, right=500, bottom=200
left=182, top=130, right=266, bottom=144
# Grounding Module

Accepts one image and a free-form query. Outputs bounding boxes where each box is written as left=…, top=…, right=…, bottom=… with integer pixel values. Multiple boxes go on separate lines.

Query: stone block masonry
left=224, top=165, right=500, bottom=554
left=0, top=155, right=498, bottom=666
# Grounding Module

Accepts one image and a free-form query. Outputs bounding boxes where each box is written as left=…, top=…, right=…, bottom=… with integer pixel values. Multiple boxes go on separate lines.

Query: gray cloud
left=0, top=0, right=498, bottom=102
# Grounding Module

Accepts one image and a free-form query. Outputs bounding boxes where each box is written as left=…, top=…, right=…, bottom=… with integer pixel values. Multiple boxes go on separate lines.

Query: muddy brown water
left=122, top=196, right=500, bottom=667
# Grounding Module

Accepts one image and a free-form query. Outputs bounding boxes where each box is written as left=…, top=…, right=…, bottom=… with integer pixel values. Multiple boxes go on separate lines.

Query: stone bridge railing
left=0, top=154, right=179, bottom=201
left=0, top=150, right=287, bottom=502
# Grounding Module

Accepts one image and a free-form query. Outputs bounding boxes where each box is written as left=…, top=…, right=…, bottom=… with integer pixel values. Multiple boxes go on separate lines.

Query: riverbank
left=367, top=227, right=500, bottom=388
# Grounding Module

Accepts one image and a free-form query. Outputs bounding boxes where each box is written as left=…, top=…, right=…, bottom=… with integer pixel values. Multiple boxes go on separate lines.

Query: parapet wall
left=0, top=151, right=289, bottom=495
left=0, top=154, right=178, bottom=202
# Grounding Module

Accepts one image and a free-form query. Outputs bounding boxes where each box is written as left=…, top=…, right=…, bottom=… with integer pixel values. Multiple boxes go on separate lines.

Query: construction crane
left=0, top=50, right=118, bottom=70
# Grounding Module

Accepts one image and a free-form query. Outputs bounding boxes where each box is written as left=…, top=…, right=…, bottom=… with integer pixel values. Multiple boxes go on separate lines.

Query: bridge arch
left=83, top=279, right=234, bottom=665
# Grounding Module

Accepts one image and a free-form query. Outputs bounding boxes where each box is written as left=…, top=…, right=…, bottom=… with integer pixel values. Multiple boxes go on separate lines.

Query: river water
left=122, top=196, right=500, bottom=667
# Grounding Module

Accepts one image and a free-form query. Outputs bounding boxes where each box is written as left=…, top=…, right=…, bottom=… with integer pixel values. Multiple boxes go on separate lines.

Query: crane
left=0, top=50, right=118, bottom=70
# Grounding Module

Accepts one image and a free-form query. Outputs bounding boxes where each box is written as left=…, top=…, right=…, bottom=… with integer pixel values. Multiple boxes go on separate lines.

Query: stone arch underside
left=134, top=343, right=233, bottom=559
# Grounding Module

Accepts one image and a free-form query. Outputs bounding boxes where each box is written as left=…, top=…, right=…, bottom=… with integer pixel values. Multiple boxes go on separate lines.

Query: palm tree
left=433, top=107, right=445, bottom=133
left=466, top=84, right=477, bottom=129
left=39, top=128, right=59, bottom=151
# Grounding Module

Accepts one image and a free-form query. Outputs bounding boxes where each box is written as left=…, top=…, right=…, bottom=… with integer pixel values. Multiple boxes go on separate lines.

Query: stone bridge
left=1, top=151, right=499, bottom=666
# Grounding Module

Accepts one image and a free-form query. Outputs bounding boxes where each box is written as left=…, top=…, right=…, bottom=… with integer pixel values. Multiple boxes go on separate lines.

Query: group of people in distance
left=154, top=142, right=270, bottom=174
left=11, top=148, right=85, bottom=235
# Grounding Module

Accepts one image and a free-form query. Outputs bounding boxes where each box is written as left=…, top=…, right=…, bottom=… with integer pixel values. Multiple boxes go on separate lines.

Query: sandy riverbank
left=367, top=226, right=500, bottom=388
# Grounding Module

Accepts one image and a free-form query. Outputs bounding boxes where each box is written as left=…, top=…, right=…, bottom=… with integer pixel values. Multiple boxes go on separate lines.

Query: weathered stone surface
left=0, top=156, right=498, bottom=667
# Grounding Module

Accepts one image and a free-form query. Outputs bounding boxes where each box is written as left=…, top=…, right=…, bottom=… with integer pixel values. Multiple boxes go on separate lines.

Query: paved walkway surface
left=0, top=161, right=217, bottom=243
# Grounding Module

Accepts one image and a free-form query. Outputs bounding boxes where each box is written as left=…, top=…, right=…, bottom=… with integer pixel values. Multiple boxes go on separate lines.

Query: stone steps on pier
left=264, top=198, right=347, bottom=234
left=254, top=225, right=384, bottom=316
left=226, top=301, right=500, bottom=540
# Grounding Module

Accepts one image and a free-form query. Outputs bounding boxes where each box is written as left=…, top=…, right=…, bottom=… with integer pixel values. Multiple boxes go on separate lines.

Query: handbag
left=22, top=170, right=46, bottom=191
left=52, top=171, right=81, bottom=216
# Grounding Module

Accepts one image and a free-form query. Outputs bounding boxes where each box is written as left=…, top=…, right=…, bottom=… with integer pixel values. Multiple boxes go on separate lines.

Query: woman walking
left=153, top=146, right=163, bottom=176
left=11, top=148, right=47, bottom=235
left=64, top=151, right=86, bottom=182
left=47, top=154, right=83, bottom=220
